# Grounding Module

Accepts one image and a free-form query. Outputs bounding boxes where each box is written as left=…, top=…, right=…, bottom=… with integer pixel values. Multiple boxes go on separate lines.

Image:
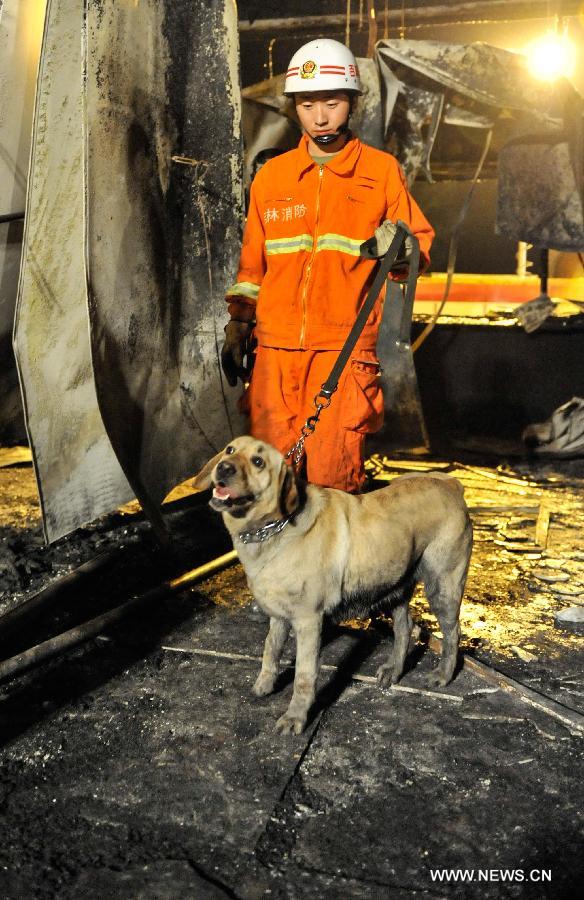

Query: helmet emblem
left=300, top=60, right=317, bottom=79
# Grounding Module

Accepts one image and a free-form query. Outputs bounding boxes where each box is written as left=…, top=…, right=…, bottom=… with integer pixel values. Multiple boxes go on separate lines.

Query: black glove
left=221, top=320, right=254, bottom=387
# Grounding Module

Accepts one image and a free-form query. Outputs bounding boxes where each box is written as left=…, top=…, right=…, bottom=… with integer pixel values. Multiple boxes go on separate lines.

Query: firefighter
left=221, top=38, right=434, bottom=492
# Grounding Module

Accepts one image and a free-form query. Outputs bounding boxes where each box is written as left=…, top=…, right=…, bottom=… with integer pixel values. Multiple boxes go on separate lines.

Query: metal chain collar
left=238, top=516, right=291, bottom=545
left=285, top=392, right=333, bottom=468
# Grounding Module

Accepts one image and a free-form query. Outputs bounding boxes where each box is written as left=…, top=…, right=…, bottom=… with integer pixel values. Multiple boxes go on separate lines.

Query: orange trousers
left=244, top=346, right=384, bottom=492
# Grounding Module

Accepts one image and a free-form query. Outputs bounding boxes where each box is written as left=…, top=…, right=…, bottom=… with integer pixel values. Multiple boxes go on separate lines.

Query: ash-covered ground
left=0, top=449, right=582, bottom=898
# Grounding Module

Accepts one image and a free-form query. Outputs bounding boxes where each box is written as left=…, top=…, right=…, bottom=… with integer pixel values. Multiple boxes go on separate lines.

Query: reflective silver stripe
left=316, top=233, right=365, bottom=256
left=226, top=281, right=260, bottom=299
left=265, top=234, right=313, bottom=255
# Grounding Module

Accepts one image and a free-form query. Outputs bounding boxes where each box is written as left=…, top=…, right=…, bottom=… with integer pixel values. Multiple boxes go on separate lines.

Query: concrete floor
left=0, top=454, right=583, bottom=898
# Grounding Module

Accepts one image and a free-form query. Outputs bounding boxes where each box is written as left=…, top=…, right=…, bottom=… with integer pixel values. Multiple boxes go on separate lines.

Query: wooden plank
left=428, top=633, right=584, bottom=736
left=536, top=503, right=551, bottom=549
left=162, top=645, right=463, bottom=702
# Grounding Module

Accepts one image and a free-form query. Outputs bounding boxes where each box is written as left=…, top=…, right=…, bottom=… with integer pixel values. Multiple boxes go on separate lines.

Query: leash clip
left=285, top=391, right=333, bottom=467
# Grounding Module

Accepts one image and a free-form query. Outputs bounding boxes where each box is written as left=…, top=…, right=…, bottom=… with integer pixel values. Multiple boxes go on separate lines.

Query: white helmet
left=284, top=39, right=362, bottom=95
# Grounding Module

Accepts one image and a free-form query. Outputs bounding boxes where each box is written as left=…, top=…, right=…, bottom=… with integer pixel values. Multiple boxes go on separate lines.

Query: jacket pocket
left=343, top=356, right=384, bottom=434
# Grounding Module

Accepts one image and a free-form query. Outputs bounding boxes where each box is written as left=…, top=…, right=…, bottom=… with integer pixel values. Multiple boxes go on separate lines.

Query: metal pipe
left=0, top=550, right=238, bottom=685
left=0, top=211, right=25, bottom=224
left=0, top=492, right=212, bottom=643
left=0, top=550, right=121, bottom=643
left=428, top=633, right=584, bottom=736
left=238, top=2, right=583, bottom=33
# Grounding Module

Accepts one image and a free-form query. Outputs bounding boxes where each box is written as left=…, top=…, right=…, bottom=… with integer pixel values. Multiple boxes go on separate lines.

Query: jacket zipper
left=299, top=165, right=324, bottom=348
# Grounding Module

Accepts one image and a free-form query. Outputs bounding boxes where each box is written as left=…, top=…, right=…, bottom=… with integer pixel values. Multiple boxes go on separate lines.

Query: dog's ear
left=279, top=463, right=300, bottom=517
left=192, top=450, right=224, bottom=491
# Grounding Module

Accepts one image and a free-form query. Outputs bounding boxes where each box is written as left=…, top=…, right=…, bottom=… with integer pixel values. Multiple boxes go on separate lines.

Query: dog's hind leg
left=276, top=613, right=322, bottom=735
left=427, top=599, right=460, bottom=687
left=423, top=549, right=470, bottom=687
left=376, top=597, right=413, bottom=687
left=253, top=617, right=291, bottom=697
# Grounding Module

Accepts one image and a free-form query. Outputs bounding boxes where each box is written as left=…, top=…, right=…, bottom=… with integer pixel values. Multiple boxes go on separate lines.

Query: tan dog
left=194, top=436, right=473, bottom=734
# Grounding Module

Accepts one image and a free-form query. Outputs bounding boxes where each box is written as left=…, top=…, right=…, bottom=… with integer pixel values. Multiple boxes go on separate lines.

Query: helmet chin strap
left=312, top=120, right=350, bottom=147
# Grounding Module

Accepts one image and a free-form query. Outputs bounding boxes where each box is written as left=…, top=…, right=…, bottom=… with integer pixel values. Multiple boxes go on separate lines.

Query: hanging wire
left=384, top=0, right=389, bottom=39
left=411, top=129, right=494, bottom=354
left=390, top=14, right=577, bottom=33
left=345, top=0, right=351, bottom=46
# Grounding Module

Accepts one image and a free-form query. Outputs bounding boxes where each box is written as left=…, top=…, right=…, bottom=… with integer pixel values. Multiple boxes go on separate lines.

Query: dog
left=194, top=436, right=473, bottom=734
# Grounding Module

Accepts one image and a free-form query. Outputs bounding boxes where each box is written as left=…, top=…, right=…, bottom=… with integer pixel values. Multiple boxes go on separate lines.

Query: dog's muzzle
left=210, top=461, right=255, bottom=513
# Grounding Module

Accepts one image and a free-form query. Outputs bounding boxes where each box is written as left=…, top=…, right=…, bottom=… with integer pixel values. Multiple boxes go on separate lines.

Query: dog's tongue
left=213, top=485, right=234, bottom=500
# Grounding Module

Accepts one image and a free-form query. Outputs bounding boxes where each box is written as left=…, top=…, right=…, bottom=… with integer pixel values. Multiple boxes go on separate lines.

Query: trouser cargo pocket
left=342, top=354, right=384, bottom=434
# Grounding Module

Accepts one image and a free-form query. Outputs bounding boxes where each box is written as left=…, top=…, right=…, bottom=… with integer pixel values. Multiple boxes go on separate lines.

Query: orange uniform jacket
left=226, top=134, right=434, bottom=352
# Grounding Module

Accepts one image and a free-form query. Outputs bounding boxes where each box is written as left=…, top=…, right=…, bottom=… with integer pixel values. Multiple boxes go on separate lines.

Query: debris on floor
left=0, top=449, right=582, bottom=896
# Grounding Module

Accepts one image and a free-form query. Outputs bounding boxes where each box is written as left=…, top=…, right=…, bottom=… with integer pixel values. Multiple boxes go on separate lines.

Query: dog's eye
left=251, top=455, right=265, bottom=469
left=225, top=446, right=235, bottom=455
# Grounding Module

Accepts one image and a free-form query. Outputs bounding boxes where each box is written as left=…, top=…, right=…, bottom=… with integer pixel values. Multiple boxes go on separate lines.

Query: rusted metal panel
left=84, top=0, right=244, bottom=530
left=0, top=0, right=46, bottom=442
left=13, top=0, right=133, bottom=543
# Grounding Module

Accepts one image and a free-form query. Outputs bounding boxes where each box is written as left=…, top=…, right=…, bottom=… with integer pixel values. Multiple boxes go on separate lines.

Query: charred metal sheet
left=496, top=90, right=584, bottom=251
left=376, top=39, right=570, bottom=121
left=0, top=0, right=46, bottom=442
left=385, top=80, right=445, bottom=186
left=369, top=281, right=429, bottom=453
left=376, top=39, right=584, bottom=250
left=351, top=57, right=383, bottom=151
left=84, top=0, right=245, bottom=529
left=375, top=39, right=583, bottom=185
left=497, top=137, right=584, bottom=251
left=13, top=0, right=133, bottom=543
left=443, top=106, right=494, bottom=130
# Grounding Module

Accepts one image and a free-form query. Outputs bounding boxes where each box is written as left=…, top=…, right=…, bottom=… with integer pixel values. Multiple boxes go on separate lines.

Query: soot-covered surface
left=0, top=454, right=583, bottom=897
left=84, top=0, right=244, bottom=536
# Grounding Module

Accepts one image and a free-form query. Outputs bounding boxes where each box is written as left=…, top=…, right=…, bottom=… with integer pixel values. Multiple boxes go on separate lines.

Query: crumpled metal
left=14, top=0, right=134, bottom=543
left=376, top=39, right=584, bottom=250
left=523, top=397, right=584, bottom=457
left=84, top=0, right=246, bottom=539
left=15, top=0, right=245, bottom=542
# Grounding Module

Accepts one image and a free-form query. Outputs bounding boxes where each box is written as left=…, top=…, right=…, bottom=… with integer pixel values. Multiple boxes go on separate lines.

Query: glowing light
left=525, top=27, right=577, bottom=81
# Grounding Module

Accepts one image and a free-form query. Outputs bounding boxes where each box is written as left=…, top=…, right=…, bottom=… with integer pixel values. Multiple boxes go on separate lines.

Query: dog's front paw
left=252, top=673, right=276, bottom=697
left=376, top=663, right=401, bottom=687
left=275, top=712, right=306, bottom=735
left=424, top=669, right=451, bottom=689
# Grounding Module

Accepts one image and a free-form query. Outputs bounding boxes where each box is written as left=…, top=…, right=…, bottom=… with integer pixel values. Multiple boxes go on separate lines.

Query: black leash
left=286, top=221, right=420, bottom=467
